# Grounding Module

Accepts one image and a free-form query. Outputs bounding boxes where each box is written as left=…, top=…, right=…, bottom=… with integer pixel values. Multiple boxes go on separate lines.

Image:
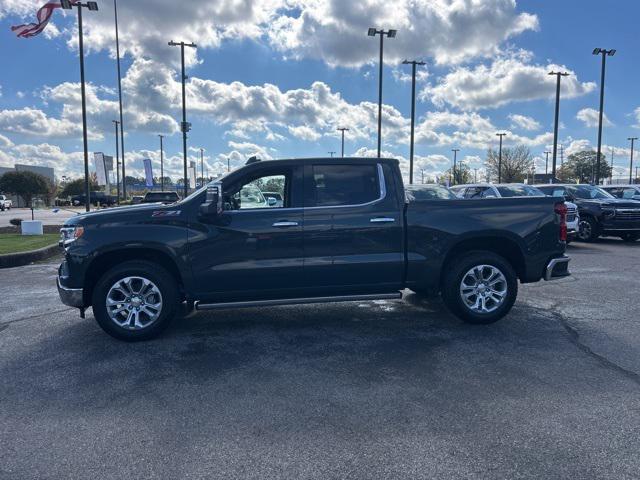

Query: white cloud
left=423, top=55, right=596, bottom=110
left=0, top=107, right=82, bottom=138
left=268, top=0, right=538, bottom=67
left=576, top=108, right=612, bottom=128
left=509, top=114, right=541, bottom=131
left=3, top=0, right=536, bottom=69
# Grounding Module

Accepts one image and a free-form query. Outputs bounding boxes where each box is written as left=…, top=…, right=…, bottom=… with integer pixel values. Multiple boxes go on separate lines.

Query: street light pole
left=593, top=48, right=616, bottom=185
left=402, top=59, right=426, bottom=184
left=421, top=169, right=425, bottom=184
left=200, top=148, right=204, bottom=186
left=169, top=40, right=197, bottom=198
left=112, top=120, right=120, bottom=203
left=549, top=71, right=569, bottom=179
left=544, top=151, right=551, bottom=175
left=496, top=133, right=507, bottom=183
left=368, top=28, right=397, bottom=158
left=628, top=137, right=637, bottom=184
left=158, top=135, right=164, bottom=191
left=610, top=146, right=614, bottom=184
left=113, top=0, right=126, bottom=200
left=559, top=144, right=564, bottom=166
left=451, top=149, right=460, bottom=185
left=61, top=0, right=98, bottom=212
left=337, top=127, right=349, bottom=158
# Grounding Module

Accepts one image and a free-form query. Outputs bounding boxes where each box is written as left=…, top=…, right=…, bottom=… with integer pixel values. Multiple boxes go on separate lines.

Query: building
left=0, top=164, right=55, bottom=207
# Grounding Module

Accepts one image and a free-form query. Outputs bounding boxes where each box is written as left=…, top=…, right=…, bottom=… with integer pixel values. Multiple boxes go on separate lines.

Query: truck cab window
left=225, top=173, right=288, bottom=210
left=309, top=164, right=380, bottom=207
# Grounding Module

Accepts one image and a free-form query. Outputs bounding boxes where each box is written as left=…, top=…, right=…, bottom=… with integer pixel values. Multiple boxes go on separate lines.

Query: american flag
left=11, top=1, right=79, bottom=38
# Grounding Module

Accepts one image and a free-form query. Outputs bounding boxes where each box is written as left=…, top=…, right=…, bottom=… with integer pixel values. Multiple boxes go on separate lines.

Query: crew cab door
left=189, top=164, right=304, bottom=301
left=302, top=161, right=404, bottom=292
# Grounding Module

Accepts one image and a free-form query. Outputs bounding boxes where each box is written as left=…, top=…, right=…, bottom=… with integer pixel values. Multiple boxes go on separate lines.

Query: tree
left=557, top=150, right=612, bottom=183
left=0, top=170, right=51, bottom=207
left=485, top=145, right=534, bottom=183
left=60, top=178, right=99, bottom=198
left=443, top=163, right=472, bottom=185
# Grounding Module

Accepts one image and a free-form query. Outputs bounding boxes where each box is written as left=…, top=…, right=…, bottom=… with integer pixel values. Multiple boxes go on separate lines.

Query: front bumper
left=545, top=255, right=571, bottom=281
left=57, top=276, right=84, bottom=308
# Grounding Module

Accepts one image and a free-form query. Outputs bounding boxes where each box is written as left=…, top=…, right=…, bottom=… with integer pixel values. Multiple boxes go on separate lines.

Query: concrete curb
left=0, top=243, right=60, bottom=269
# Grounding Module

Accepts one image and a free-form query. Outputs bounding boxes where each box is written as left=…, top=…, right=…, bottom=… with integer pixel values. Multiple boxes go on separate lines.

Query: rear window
left=309, top=164, right=380, bottom=207
left=496, top=185, right=544, bottom=197
left=144, top=192, right=179, bottom=202
left=406, top=185, right=456, bottom=201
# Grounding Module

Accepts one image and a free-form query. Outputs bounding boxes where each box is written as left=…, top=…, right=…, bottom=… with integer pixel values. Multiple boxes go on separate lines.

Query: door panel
left=302, top=162, right=404, bottom=291
left=188, top=166, right=304, bottom=301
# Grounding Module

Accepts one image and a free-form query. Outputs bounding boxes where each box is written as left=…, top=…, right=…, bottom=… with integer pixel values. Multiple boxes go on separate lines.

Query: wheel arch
left=439, top=236, right=526, bottom=287
left=83, top=248, right=185, bottom=306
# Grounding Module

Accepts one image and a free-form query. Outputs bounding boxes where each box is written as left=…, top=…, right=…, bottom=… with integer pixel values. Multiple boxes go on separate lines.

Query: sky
left=0, top=0, right=639, bottom=184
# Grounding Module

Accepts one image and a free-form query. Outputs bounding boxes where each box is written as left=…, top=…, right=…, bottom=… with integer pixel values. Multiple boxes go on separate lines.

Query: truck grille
left=566, top=206, right=577, bottom=223
left=615, top=209, right=640, bottom=220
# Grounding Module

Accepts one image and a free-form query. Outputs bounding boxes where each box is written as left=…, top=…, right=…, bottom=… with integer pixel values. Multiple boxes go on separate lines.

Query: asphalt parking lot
left=0, top=207, right=81, bottom=227
left=1, top=240, right=639, bottom=479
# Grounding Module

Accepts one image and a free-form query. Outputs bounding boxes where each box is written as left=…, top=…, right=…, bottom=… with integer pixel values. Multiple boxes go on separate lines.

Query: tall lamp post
left=112, top=120, right=120, bottom=203
left=592, top=48, right=616, bottom=185
left=368, top=28, right=397, bottom=158
left=168, top=40, right=197, bottom=198
left=544, top=151, right=551, bottom=175
left=200, top=148, right=205, bottom=186
left=628, top=137, right=637, bottom=184
left=451, top=148, right=460, bottom=185
left=549, top=71, right=569, bottom=179
left=337, top=127, right=349, bottom=158
left=402, top=59, right=426, bottom=184
left=158, top=135, right=164, bottom=191
left=113, top=0, right=126, bottom=200
left=61, top=0, right=98, bottom=212
left=496, top=133, right=507, bottom=183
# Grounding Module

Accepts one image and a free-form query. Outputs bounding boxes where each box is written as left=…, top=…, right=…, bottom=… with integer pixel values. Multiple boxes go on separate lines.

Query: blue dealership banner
left=143, top=158, right=154, bottom=187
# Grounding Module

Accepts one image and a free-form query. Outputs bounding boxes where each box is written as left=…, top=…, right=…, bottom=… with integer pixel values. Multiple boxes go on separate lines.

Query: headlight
left=60, top=226, right=84, bottom=246
left=602, top=209, right=616, bottom=218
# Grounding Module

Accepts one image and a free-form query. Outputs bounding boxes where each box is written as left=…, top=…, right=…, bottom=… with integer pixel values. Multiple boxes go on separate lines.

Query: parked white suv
left=0, top=194, right=12, bottom=211
left=450, top=183, right=579, bottom=241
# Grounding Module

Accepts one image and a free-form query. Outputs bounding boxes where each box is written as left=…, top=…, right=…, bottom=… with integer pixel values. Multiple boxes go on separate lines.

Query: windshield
left=177, top=185, right=207, bottom=204
left=406, top=185, right=457, bottom=201
left=496, top=185, right=544, bottom=197
left=568, top=185, right=615, bottom=200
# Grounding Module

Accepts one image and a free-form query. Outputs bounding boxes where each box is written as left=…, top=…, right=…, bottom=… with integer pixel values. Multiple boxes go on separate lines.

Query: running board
left=194, top=292, right=402, bottom=311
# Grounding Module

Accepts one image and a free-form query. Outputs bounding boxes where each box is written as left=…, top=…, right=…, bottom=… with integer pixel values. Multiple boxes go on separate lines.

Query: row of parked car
left=446, top=182, right=640, bottom=243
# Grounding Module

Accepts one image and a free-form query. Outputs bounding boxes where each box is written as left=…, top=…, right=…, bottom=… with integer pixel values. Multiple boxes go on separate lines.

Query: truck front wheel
left=441, top=252, right=518, bottom=325
left=91, top=260, right=179, bottom=341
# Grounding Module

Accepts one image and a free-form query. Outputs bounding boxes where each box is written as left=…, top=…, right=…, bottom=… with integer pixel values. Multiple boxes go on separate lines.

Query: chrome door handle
left=370, top=217, right=395, bottom=223
left=272, top=221, right=299, bottom=228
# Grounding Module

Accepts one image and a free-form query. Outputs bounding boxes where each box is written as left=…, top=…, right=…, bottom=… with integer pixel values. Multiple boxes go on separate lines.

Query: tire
left=621, top=233, right=640, bottom=243
left=441, top=251, right=518, bottom=325
left=91, top=260, right=179, bottom=341
left=577, top=217, right=599, bottom=242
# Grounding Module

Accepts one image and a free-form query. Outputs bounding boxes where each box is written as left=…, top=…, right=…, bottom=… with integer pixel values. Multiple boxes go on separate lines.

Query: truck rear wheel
left=91, top=260, right=178, bottom=341
left=441, top=251, right=517, bottom=325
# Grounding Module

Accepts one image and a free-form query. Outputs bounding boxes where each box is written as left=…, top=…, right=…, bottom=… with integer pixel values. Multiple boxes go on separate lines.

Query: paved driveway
left=1, top=241, right=639, bottom=479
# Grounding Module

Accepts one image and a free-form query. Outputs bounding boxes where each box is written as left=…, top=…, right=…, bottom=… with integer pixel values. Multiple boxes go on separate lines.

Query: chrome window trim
left=225, top=163, right=388, bottom=214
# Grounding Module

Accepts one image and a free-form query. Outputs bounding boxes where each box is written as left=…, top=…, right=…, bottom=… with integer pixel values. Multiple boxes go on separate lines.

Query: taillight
left=555, top=202, right=568, bottom=242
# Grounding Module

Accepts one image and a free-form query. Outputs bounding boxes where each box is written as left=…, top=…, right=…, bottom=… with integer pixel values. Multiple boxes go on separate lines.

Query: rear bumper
left=57, top=276, right=84, bottom=308
left=545, top=255, right=570, bottom=281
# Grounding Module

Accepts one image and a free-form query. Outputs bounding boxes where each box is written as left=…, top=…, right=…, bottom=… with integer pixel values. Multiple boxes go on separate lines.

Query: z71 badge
left=152, top=210, right=181, bottom=217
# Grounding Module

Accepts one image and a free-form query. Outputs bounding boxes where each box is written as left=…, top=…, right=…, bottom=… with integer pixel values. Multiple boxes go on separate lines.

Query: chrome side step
left=194, top=292, right=402, bottom=311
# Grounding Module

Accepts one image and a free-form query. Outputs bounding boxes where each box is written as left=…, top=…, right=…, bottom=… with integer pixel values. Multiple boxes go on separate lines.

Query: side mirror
left=267, top=197, right=277, bottom=207
left=199, top=183, right=222, bottom=216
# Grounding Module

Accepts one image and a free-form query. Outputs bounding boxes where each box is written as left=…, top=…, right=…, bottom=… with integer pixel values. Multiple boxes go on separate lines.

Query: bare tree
left=485, top=145, right=534, bottom=183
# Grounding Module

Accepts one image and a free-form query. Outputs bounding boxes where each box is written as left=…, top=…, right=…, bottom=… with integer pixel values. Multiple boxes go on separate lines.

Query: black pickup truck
left=57, top=157, right=570, bottom=341
left=536, top=184, right=640, bottom=242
